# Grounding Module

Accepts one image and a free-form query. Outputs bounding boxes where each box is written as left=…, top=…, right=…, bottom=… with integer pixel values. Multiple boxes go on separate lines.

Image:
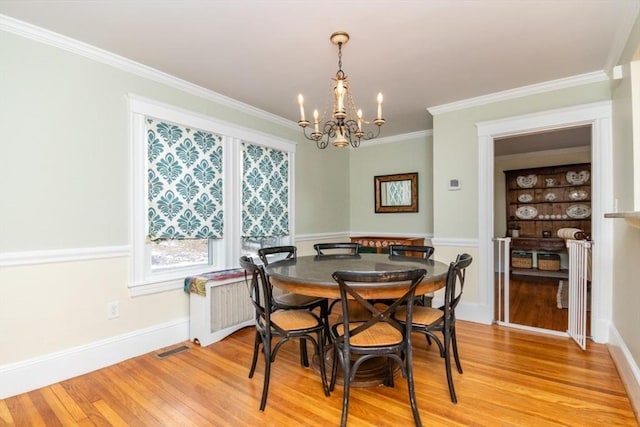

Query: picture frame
left=374, top=172, right=418, bottom=213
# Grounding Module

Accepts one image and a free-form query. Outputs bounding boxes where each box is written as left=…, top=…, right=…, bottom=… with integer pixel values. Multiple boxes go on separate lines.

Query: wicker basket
left=511, top=251, right=532, bottom=269
left=537, top=253, right=560, bottom=271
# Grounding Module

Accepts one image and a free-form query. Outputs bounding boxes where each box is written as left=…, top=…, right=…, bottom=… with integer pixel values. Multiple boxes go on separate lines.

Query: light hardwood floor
left=0, top=321, right=636, bottom=426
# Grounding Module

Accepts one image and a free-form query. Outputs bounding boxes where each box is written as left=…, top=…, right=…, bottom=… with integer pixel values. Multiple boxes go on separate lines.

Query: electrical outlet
left=107, top=301, right=120, bottom=319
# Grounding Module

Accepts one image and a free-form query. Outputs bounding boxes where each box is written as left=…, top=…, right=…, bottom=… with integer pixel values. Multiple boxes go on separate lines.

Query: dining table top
left=265, top=253, right=449, bottom=300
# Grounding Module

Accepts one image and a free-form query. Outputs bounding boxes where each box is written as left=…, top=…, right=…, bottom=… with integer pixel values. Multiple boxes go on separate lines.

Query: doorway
left=493, top=126, right=592, bottom=333
left=476, top=101, right=614, bottom=344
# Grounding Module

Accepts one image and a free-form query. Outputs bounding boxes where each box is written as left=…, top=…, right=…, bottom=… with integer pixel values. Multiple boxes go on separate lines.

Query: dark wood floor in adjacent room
left=1, top=320, right=635, bottom=426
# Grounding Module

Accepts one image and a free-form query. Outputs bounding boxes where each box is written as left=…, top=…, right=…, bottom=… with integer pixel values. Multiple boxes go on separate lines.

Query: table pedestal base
left=313, top=349, right=399, bottom=388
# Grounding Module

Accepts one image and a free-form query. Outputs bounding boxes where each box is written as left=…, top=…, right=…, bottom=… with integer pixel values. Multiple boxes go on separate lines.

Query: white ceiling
left=1, top=0, right=638, bottom=140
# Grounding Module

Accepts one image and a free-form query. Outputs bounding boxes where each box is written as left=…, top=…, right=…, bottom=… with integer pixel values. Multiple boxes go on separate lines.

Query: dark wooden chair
left=258, top=245, right=330, bottom=358
left=314, top=243, right=364, bottom=317
left=388, top=244, right=434, bottom=259
left=239, top=256, right=329, bottom=411
left=330, top=268, right=426, bottom=427
left=389, top=244, right=436, bottom=307
left=394, top=253, right=473, bottom=403
left=313, top=242, right=361, bottom=256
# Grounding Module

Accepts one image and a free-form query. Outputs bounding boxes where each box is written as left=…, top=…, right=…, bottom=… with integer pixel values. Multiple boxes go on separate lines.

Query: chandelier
left=297, top=31, right=385, bottom=149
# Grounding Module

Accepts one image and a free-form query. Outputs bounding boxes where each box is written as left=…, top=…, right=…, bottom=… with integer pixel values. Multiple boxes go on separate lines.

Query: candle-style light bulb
left=298, top=94, right=306, bottom=122
left=336, top=79, right=345, bottom=112
left=377, top=93, right=383, bottom=120
left=357, top=109, right=363, bottom=131
left=313, top=109, right=319, bottom=133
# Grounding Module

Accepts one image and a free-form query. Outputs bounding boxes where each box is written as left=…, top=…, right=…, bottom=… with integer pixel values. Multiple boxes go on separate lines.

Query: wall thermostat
left=448, top=179, right=461, bottom=191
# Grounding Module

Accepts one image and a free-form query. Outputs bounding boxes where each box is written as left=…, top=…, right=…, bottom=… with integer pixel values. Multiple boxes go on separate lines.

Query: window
left=130, top=96, right=295, bottom=295
left=241, top=142, right=290, bottom=260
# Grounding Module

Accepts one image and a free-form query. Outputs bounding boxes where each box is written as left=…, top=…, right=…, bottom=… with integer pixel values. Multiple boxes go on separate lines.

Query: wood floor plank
left=92, top=399, right=128, bottom=427
left=48, top=383, right=90, bottom=424
left=0, top=400, right=14, bottom=425
left=0, top=321, right=636, bottom=426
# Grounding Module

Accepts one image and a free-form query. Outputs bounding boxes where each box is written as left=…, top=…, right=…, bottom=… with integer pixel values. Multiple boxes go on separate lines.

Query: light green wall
left=610, top=13, right=640, bottom=381
left=433, top=81, right=611, bottom=239
left=1, top=30, right=331, bottom=252
left=0, top=29, right=348, bottom=364
left=295, top=141, right=350, bottom=234
left=348, top=135, right=433, bottom=235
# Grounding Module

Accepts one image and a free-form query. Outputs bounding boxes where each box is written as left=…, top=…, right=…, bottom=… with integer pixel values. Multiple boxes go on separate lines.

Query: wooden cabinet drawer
left=511, top=238, right=565, bottom=251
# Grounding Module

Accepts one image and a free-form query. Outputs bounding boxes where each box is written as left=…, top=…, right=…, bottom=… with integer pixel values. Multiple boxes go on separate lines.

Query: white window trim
left=128, top=94, right=296, bottom=296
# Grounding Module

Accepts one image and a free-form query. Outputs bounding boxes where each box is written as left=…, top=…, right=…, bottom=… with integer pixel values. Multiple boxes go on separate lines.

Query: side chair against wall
left=330, top=269, right=426, bottom=427
left=239, top=256, right=330, bottom=411
left=258, top=245, right=330, bottom=360
left=394, top=253, right=473, bottom=404
left=388, top=244, right=436, bottom=307
left=313, top=242, right=361, bottom=256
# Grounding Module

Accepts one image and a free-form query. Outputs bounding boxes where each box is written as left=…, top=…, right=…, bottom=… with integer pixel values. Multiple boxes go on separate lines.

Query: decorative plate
left=544, top=192, right=556, bottom=201
left=516, top=174, right=537, bottom=188
left=566, top=204, right=591, bottom=219
left=518, top=193, right=533, bottom=203
left=566, top=170, right=590, bottom=185
left=515, top=205, right=538, bottom=219
left=568, top=189, right=588, bottom=201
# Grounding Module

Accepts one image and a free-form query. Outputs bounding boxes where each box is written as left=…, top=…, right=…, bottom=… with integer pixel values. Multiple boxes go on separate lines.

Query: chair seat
left=334, top=321, right=403, bottom=347
left=396, top=305, right=443, bottom=326
left=271, top=309, right=321, bottom=331
left=274, top=292, right=324, bottom=308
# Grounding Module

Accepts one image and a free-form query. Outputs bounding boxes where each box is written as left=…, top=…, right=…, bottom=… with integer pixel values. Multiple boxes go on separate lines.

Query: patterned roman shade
left=242, top=143, right=289, bottom=238
left=146, top=118, right=224, bottom=240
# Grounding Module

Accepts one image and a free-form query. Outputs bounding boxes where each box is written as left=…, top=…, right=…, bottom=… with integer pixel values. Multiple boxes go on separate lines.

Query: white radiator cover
left=189, top=279, right=254, bottom=346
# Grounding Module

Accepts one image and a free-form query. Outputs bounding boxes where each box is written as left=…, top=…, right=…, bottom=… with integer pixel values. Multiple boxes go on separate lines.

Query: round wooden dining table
left=265, top=253, right=449, bottom=300
left=265, top=253, right=450, bottom=387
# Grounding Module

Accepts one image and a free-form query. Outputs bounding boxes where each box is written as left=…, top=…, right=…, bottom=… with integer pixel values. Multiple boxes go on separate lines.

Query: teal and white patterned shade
left=242, top=143, right=289, bottom=238
left=147, top=118, right=224, bottom=240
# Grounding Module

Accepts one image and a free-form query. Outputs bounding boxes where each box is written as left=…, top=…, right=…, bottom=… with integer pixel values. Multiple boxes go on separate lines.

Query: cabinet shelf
left=512, top=218, right=592, bottom=221
left=509, top=184, right=588, bottom=190
left=505, top=163, right=591, bottom=240
left=509, top=200, right=591, bottom=205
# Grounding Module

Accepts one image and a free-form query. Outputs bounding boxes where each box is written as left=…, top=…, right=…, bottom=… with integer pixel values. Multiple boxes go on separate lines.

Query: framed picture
left=374, top=172, right=418, bottom=213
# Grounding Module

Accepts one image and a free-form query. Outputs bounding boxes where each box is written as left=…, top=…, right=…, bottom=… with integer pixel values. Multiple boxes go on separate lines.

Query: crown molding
left=428, top=71, right=609, bottom=116
left=0, top=14, right=296, bottom=131
left=357, top=129, right=433, bottom=147
left=604, top=1, right=640, bottom=74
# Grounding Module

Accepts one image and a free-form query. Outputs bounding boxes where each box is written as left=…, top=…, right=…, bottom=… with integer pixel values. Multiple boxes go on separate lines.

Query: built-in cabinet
left=505, top=163, right=591, bottom=277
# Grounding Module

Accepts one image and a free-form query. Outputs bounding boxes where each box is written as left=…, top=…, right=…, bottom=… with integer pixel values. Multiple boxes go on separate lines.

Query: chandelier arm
left=362, top=125, right=382, bottom=141
left=300, top=126, right=319, bottom=142
left=343, top=119, right=361, bottom=148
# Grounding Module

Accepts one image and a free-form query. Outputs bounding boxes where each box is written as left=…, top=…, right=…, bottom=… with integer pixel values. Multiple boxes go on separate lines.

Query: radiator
left=566, top=239, right=591, bottom=350
left=189, top=279, right=254, bottom=347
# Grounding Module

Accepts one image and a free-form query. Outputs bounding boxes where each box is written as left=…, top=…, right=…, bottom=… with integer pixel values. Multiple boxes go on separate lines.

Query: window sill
left=129, top=268, right=245, bottom=297
left=604, top=211, right=640, bottom=229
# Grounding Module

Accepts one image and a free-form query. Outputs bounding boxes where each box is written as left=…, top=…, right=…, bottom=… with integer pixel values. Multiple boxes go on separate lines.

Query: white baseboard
left=608, top=325, right=640, bottom=421
left=432, top=298, right=492, bottom=325
left=0, top=317, right=189, bottom=399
